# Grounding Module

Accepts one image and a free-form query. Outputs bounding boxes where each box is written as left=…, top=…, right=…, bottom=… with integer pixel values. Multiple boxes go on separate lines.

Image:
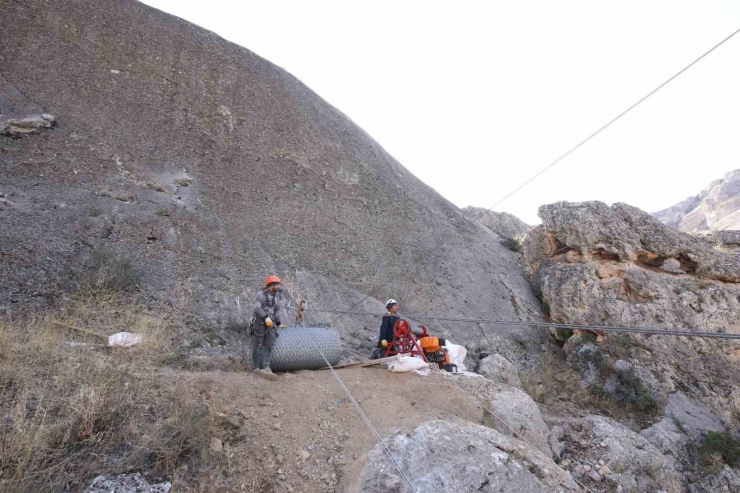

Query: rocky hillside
left=653, top=169, right=740, bottom=232
left=0, top=0, right=543, bottom=357
left=4, top=1, right=740, bottom=492
left=519, top=200, right=740, bottom=491
left=462, top=206, right=530, bottom=241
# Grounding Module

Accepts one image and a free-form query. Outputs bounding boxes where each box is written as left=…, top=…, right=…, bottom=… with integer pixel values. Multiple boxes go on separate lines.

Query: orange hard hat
left=265, top=275, right=281, bottom=286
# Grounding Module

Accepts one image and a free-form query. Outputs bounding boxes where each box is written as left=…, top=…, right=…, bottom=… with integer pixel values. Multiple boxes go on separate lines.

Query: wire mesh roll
left=270, top=327, right=341, bottom=371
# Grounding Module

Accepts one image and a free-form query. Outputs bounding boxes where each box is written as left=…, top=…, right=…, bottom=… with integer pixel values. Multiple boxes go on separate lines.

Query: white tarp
left=444, top=340, right=468, bottom=372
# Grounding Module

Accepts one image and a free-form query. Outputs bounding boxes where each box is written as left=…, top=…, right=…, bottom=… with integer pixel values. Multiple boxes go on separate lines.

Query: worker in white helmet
left=371, top=299, right=400, bottom=358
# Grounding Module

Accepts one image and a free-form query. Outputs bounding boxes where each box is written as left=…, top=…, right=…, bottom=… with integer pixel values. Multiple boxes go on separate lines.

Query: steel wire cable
left=304, top=308, right=740, bottom=340
left=489, top=26, right=740, bottom=209
left=287, top=28, right=740, bottom=342
left=295, top=308, right=419, bottom=492
left=343, top=27, right=740, bottom=299
left=318, top=352, right=419, bottom=493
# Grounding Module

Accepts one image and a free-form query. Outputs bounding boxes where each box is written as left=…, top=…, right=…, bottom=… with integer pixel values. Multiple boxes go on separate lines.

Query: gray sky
left=142, top=0, right=740, bottom=223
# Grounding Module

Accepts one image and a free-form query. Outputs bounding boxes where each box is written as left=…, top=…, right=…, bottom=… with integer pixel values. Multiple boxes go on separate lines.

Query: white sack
left=389, top=355, right=428, bottom=373
left=108, top=332, right=143, bottom=347
left=443, top=341, right=468, bottom=372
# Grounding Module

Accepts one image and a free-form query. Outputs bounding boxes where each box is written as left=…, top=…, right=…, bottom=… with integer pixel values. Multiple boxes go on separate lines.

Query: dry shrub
left=0, top=293, right=209, bottom=493
left=521, top=353, right=640, bottom=424
left=521, top=354, right=658, bottom=430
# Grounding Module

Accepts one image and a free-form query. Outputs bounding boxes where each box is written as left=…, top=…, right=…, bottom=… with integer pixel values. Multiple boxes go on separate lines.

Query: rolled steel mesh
left=270, top=327, right=341, bottom=371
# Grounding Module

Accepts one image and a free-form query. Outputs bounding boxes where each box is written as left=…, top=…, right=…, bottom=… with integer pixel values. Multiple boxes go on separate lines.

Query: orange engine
left=419, top=336, right=442, bottom=352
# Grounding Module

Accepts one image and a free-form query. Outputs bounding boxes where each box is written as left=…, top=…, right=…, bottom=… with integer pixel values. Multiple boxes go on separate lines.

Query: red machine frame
left=383, top=319, right=429, bottom=362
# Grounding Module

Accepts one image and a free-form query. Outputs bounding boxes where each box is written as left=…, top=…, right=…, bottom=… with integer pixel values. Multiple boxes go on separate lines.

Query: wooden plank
left=357, top=355, right=399, bottom=367
left=318, top=354, right=399, bottom=370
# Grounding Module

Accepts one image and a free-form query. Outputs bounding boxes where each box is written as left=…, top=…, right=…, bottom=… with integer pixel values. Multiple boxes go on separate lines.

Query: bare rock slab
left=360, top=420, right=579, bottom=493
left=477, top=353, right=523, bottom=388
left=586, top=415, right=682, bottom=493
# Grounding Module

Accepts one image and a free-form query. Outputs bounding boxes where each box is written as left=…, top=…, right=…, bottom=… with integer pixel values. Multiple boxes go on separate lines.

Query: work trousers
left=251, top=320, right=278, bottom=369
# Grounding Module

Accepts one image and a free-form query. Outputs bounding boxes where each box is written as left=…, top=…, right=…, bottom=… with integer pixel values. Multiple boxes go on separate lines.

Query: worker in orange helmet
left=251, top=275, right=284, bottom=380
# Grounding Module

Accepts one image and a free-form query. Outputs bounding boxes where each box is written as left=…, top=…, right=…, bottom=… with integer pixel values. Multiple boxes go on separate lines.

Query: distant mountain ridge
left=653, top=169, right=740, bottom=232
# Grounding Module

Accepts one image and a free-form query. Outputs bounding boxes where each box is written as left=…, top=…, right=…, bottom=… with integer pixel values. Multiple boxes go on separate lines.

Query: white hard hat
left=385, top=299, right=398, bottom=309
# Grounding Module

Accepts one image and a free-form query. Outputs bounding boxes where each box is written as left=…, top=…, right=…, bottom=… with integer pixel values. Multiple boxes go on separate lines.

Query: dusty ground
left=164, top=366, right=485, bottom=493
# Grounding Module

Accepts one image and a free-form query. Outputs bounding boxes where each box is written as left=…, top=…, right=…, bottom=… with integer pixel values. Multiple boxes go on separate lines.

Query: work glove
left=265, top=317, right=274, bottom=328
left=278, top=324, right=287, bottom=328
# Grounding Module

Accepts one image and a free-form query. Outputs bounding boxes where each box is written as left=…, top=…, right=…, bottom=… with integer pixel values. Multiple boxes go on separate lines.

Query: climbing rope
left=319, top=353, right=419, bottom=493
left=295, top=307, right=418, bottom=492
left=305, top=308, right=740, bottom=340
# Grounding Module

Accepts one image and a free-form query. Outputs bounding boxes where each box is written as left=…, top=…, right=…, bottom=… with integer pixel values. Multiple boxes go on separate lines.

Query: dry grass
left=0, top=292, right=210, bottom=493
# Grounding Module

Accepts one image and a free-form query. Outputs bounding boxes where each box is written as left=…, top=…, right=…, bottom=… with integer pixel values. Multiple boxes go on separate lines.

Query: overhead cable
left=489, top=26, right=740, bottom=209
left=305, top=308, right=740, bottom=340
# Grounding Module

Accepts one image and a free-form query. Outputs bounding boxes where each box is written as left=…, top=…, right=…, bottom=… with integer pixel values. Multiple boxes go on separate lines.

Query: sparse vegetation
left=85, top=248, right=140, bottom=292
left=613, top=368, right=657, bottom=414
left=521, top=354, right=616, bottom=412
left=521, top=351, right=658, bottom=427
left=699, top=431, right=740, bottom=473
left=0, top=293, right=210, bottom=492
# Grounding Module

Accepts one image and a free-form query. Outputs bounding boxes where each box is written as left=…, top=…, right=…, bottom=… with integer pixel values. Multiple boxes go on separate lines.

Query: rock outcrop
left=462, top=206, right=530, bottom=241
left=477, top=353, right=523, bottom=388
left=0, top=113, right=56, bottom=136
left=0, top=0, right=544, bottom=358
left=653, top=169, right=740, bottom=232
left=687, top=465, right=740, bottom=493
left=555, top=415, right=683, bottom=492
left=360, top=420, right=579, bottom=492
left=455, top=377, right=551, bottom=457
left=523, top=200, right=740, bottom=487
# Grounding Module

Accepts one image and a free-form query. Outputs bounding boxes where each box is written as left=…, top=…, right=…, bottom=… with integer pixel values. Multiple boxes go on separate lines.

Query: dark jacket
left=254, top=288, right=282, bottom=326
left=378, top=313, right=400, bottom=346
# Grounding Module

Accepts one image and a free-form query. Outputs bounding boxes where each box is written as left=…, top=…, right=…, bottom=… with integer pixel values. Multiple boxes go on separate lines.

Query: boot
left=257, top=367, right=277, bottom=381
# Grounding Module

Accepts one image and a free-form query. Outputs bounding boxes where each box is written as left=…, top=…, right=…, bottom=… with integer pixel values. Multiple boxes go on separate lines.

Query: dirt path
left=165, top=367, right=484, bottom=492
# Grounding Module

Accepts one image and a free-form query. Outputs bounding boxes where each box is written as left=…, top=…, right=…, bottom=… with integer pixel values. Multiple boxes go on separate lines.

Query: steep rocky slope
left=0, top=0, right=543, bottom=356
left=654, top=169, right=740, bottom=232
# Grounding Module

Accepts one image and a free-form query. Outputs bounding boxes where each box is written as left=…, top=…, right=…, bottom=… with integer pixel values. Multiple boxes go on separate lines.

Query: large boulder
left=664, top=391, right=726, bottom=440
left=455, top=378, right=551, bottom=456
left=360, top=420, right=579, bottom=493
left=477, top=353, right=523, bottom=388
left=640, top=417, right=691, bottom=471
